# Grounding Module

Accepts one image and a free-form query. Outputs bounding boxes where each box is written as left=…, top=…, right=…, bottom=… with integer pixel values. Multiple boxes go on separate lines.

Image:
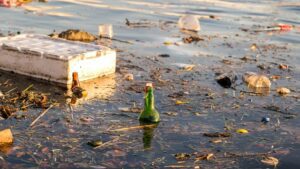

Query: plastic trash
left=0, top=34, right=116, bottom=86
left=98, top=24, right=113, bottom=39
left=178, top=15, right=201, bottom=32
left=261, top=117, right=270, bottom=124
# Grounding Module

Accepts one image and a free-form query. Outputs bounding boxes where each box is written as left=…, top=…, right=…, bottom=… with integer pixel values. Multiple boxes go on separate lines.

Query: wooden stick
left=30, top=105, right=54, bottom=127
left=109, top=124, right=156, bottom=132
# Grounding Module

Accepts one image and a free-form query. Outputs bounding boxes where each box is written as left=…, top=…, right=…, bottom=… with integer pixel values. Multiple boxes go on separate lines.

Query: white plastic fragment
left=0, top=34, right=116, bottom=86
left=98, top=24, right=113, bottom=39
left=178, top=15, right=201, bottom=32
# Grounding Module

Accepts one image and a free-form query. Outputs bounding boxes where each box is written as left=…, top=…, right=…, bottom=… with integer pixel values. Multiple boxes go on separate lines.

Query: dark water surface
left=0, top=0, right=300, bottom=168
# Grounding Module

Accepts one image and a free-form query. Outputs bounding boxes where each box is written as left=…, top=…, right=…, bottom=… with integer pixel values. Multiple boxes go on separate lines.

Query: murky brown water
left=0, top=0, right=300, bottom=168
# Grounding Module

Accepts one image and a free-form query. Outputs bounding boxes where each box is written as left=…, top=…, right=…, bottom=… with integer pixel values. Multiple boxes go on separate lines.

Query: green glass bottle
left=139, top=83, right=160, bottom=123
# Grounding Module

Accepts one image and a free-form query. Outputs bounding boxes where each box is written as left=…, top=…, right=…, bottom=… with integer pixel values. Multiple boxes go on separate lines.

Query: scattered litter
left=243, top=72, right=271, bottom=88
left=124, top=73, right=134, bottom=81
left=0, top=105, right=16, bottom=119
left=158, top=54, right=170, bottom=58
left=279, top=64, right=288, bottom=70
left=216, top=73, right=237, bottom=88
left=173, top=63, right=196, bottom=71
left=276, top=87, right=290, bottom=95
left=29, top=104, right=54, bottom=127
left=163, top=41, right=174, bottom=46
left=261, top=156, right=279, bottom=167
left=209, top=139, right=223, bottom=144
left=0, top=129, right=13, bottom=145
left=236, top=128, right=249, bottom=134
left=175, top=153, right=191, bottom=161
left=178, top=15, right=201, bottom=32
left=182, top=36, right=204, bottom=44
left=109, top=124, right=157, bottom=132
left=175, top=100, right=189, bottom=105
left=98, top=24, right=113, bottom=39
left=261, top=117, right=270, bottom=124
left=195, top=153, right=214, bottom=161
left=87, top=140, right=103, bottom=147
left=203, top=132, right=231, bottom=137
left=118, top=107, right=142, bottom=113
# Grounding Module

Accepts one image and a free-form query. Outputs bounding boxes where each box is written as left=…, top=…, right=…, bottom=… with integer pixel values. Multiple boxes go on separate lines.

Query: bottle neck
left=145, top=88, right=155, bottom=111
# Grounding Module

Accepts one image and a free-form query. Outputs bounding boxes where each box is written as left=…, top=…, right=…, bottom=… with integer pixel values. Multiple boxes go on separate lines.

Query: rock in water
left=58, top=29, right=96, bottom=42
left=178, top=15, right=201, bottom=32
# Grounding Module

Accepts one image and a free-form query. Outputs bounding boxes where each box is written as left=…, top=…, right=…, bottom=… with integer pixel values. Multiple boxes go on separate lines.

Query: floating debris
left=174, top=153, right=191, bottom=161
left=138, top=83, right=160, bottom=123
left=261, top=156, right=279, bottom=167
left=87, top=140, right=103, bottom=147
left=276, top=87, right=290, bottom=95
left=124, top=73, right=134, bottom=81
left=261, top=117, right=270, bottom=124
left=243, top=72, right=271, bottom=88
left=0, top=129, right=13, bottom=145
left=178, top=15, right=201, bottom=32
left=236, top=128, right=249, bottom=134
left=216, top=73, right=237, bottom=88
left=57, top=29, right=96, bottom=42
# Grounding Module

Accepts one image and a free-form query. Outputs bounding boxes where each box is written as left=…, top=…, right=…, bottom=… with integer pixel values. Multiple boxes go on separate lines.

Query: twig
left=5, top=87, right=17, bottom=95
left=100, top=36, right=133, bottom=44
left=94, top=137, right=120, bottom=149
left=109, top=124, right=156, bottom=132
left=22, top=84, right=34, bottom=93
left=29, top=104, right=54, bottom=127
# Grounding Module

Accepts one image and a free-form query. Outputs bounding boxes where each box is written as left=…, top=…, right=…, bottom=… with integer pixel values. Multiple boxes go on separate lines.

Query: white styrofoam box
left=0, top=34, right=116, bottom=86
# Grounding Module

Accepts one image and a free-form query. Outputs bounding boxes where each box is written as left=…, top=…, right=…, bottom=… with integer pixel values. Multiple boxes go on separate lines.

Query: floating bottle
left=138, top=83, right=160, bottom=123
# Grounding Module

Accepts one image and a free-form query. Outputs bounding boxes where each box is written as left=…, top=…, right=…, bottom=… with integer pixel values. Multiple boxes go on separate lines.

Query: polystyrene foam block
left=0, top=34, right=116, bottom=86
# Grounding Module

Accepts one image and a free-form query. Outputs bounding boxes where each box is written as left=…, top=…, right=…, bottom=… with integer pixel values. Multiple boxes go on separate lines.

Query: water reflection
left=67, top=74, right=116, bottom=102
left=141, top=122, right=159, bottom=150
left=247, top=86, right=270, bottom=96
